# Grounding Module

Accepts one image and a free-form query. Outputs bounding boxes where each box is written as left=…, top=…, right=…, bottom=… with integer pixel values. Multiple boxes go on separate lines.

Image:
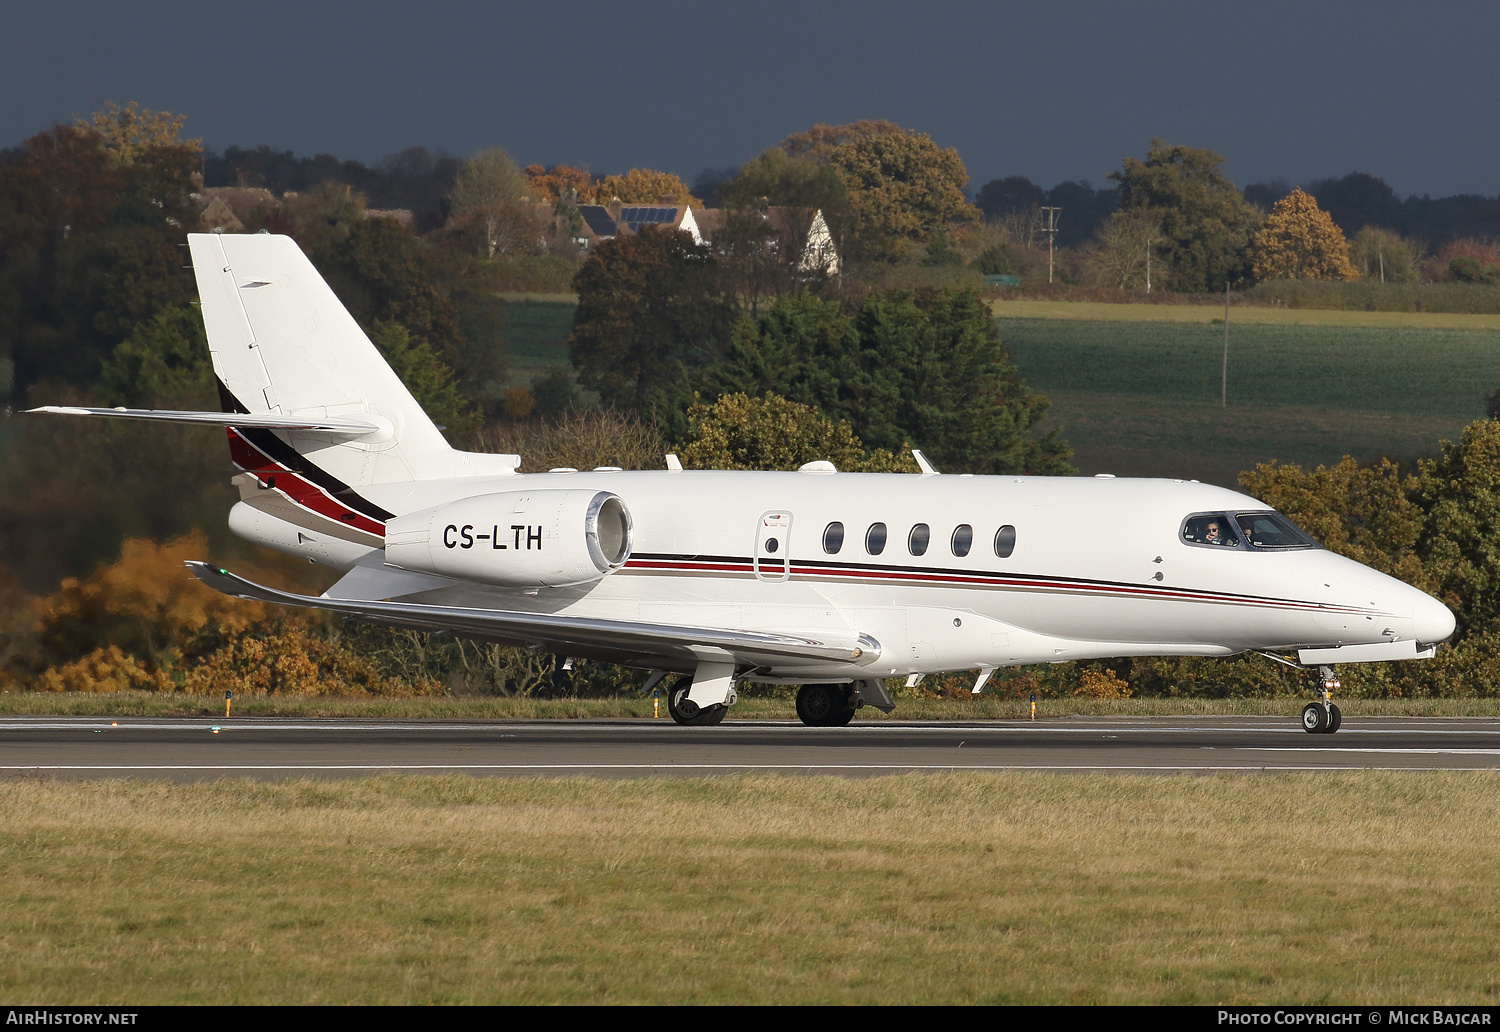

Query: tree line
left=7, top=105, right=1500, bottom=699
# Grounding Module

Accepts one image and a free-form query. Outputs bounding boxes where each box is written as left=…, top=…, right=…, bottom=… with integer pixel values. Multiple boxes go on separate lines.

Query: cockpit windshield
left=1234, top=512, right=1319, bottom=549
left=1182, top=514, right=1240, bottom=547
left=1181, top=511, right=1319, bottom=550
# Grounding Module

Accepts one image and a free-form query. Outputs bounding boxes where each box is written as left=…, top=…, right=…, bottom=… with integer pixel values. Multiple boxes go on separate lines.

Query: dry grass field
left=2, top=772, right=1499, bottom=1004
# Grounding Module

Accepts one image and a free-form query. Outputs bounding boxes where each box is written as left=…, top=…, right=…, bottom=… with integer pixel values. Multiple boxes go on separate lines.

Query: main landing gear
left=796, top=683, right=858, bottom=727
left=1301, top=665, right=1342, bottom=734
left=667, top=676, right=728, bottom=726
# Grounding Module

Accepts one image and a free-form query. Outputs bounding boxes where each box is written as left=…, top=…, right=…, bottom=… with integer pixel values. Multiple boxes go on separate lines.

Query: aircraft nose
left=1413, top=593, right=1456, bottom=646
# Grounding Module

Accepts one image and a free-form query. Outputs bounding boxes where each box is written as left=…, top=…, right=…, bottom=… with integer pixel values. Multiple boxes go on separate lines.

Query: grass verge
left=5, top=691, right=1500, bottom=720
left=3, top=772, right=1499, bottom=1004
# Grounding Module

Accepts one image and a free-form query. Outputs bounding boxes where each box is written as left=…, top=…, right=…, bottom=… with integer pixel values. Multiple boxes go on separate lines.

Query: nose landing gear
left=1300, top=665, right=1342, bottom=734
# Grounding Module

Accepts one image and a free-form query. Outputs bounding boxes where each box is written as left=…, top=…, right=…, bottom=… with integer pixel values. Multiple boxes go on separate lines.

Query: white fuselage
left=245, top=467, right=1455, bottom=683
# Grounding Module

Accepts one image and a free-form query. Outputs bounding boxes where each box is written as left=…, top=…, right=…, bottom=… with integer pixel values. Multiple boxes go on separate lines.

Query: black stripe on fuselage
left=627, top=552, right=1379, bottom=616
left=216, top=376, right=395, bottom=522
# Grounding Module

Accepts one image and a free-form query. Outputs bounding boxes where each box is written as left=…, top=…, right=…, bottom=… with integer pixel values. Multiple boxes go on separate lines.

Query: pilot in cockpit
left=1204, top=519, right=1238, bottom=546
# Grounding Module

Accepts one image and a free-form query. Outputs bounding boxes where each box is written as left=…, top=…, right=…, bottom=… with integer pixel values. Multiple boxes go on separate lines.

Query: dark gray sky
left=5, top=0, right=1497, bottom=197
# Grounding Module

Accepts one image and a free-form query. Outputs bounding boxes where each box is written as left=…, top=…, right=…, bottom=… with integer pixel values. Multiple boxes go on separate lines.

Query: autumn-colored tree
left=27, top=532, right=268, bottom=683
left=471, top=406, right=667, bottom=472
left=1431, top=239, right=1500, bottom=284
left=825, top=128, right=978, bottom=260
left=1110, top=139, right=1262, bottom=291
left=77, top=101, right=201, bottom=166
left=1238, top=457, right=1428, bottom=589
left=590, top=168, right=699, bottom=206
left=1251, top=188, right=1359, bottom=281
left=678, top=392, right=915, bottom=472
left=782, top=120, right=905, bottom=162
left=523, top=163, right=595, bottom=203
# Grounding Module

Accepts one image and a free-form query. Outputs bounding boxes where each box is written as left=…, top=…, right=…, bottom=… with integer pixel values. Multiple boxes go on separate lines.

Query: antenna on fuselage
left=912, top=450, right=939, bottom=476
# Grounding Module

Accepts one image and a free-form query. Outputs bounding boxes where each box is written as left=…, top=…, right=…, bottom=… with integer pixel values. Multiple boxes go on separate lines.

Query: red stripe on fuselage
left=621, top=555, right=1386, bottom=617
left=227, top=428, right=386, bottom=537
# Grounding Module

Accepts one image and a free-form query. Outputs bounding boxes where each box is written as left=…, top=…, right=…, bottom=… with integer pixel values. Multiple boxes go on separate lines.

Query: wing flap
left=186, top=562, right=881, bottom=671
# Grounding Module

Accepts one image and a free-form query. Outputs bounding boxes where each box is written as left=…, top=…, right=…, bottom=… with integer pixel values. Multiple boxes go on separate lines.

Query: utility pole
left=1039, top=207, right=1060, bottom=284
left=1221, top=279, right=1230, bottom=407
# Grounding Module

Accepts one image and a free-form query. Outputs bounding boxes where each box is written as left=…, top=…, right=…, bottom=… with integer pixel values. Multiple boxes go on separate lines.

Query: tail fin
left=188, top=231, right=515, bottom=487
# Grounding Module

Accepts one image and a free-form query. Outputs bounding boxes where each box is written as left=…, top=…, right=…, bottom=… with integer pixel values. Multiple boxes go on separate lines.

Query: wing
left=186, top=562, right=881, bottom=675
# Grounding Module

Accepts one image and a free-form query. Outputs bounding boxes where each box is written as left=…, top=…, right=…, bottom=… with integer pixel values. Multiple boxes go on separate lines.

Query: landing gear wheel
left=1327, top=703, right=1342, bottom=734
left=796, top=683, right=855, bottom=727
left=1301, top=702, right=1327, bottom=734
left=668, top=678, right=728, bottom=726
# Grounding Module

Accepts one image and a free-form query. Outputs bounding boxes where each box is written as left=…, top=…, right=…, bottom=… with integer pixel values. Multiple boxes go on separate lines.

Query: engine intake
left=384, top=489, right=632, bottom=587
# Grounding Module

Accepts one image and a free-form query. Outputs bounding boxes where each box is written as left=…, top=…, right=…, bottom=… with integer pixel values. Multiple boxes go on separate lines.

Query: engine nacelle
left=384, top=490, right=632, bottom=587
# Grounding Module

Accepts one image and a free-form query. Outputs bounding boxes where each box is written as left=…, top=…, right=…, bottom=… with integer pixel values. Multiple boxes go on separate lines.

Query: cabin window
left=994, top=525, right=1016, bottom=558
left=1234, top=512, right=1318, bottom=550
left=1181, top=514, right=1240, bottom=548
left=823, top=522, right=845, bottom=554
left=866, top=523, right=887, bottom=555
left=951, top=524, right=973, bottom=557
left=908, top=524, right=930, bottom=556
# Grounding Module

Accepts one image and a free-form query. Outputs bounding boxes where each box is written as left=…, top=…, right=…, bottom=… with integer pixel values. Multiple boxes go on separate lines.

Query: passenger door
left=754, top=511, right=792, bottom=582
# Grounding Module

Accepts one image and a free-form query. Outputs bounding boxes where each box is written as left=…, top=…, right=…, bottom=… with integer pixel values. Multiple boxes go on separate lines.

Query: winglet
left=912, top=449, right=939, bottom=475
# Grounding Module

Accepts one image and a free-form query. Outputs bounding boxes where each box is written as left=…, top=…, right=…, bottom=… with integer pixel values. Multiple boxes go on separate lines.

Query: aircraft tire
left=1301, top=702, right=1327, bottom=734
left=668, top=678, right=728, bottom=726
left=1326, top=703, right=1342, bottom=734
left=796, top=683, right=851, bottom=727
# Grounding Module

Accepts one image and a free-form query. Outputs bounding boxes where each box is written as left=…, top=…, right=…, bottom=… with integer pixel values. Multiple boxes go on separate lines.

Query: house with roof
left=572, top=198, right=703, bottom=249
left=695, top=205, right=841, bottom=276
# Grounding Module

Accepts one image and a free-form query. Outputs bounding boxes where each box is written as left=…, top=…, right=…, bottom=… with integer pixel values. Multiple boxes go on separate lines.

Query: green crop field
left=999, top=317, right=1500, bottom=486
left=991, top=299, right=1500, bottom=330
left=499, top=300, right=576, bottom=387
left=483, top=298, right=1498, bottom=489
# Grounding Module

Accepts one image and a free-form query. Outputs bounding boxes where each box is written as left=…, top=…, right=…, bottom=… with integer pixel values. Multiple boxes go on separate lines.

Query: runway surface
left=4, top=715, right=1500, bottom=780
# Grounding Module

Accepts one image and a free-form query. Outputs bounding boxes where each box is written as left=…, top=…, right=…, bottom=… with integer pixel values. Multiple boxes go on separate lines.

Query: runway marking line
left=1240, top=747, right=1500, bottom=756
left=4, top=762, right=1497, bottom=773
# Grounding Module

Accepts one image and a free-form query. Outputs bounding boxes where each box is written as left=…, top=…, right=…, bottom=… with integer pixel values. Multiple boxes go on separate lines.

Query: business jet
left=32, top=233, right=1456, bottom=733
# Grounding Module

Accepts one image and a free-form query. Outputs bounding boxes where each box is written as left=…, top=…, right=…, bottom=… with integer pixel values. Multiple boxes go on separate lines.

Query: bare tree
left=1091, top=210, right=1161, bottom=290
left=993, top=204, right=1042, bottom=250
left=451, top=148, right=535, bottom=259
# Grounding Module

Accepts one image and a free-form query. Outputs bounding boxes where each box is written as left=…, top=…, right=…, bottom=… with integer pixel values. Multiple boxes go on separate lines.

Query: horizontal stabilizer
left=186, top=562, right=882, bottom=674
left=28, top=406, right=383, bottom=435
